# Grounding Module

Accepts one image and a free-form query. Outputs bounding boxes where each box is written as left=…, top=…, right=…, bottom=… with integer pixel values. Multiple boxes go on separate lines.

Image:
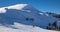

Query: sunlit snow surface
left=0, top=22, right=59, bottom=32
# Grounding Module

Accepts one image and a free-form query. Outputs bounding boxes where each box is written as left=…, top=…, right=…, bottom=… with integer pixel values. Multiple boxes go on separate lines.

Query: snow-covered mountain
left=0, top=4, right=60, bottom=32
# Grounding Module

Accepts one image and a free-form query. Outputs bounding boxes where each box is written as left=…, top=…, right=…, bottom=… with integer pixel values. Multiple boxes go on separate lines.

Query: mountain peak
left=6, top=4, right=28, bottom=10
left=0, top=4, right=39, bottom=13
left=0, top=4, right=29, bottom=10
left=0, top=4, right=29, bottom=13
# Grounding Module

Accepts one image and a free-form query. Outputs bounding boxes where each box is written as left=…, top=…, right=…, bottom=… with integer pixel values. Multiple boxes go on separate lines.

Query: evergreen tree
left=26, top=18, right=29, bottom=21
left=52, top=21, right=57, bottom=28
left=47, top=23, right=51, bottom=30
left=46, top=26, right=49, bottom=29
left=48, top=23, right=51, bottom=26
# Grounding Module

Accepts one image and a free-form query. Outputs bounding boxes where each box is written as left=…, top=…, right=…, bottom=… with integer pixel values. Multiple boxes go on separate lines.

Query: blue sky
left=0, top=0, right=60, bottom=14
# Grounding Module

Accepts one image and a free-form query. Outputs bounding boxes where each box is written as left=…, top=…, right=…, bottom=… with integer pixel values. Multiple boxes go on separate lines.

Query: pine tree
left=52, top=21, right=57, bottom=28
left=26, top=18, right=29, bottom=21
left=48, top=23, right=51, bottom=26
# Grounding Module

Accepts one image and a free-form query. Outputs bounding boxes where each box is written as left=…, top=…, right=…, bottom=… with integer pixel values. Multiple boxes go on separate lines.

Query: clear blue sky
left=0, top=0, right=60, bottom=14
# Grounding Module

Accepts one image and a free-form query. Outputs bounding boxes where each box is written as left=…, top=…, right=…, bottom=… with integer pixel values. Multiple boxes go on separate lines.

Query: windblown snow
left=0, top=4, right=60, bottom=32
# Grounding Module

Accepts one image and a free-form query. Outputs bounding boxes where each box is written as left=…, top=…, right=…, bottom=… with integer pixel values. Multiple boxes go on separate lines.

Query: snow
left=39, top=13, right=43, bottom=15
left=0, top=4, right=28, bottom=10
left=0, top=8, right=6, bottom=13
left=0, top=4, right=60, bottom=32
left=0, top=4, right=28, bottom=13
left=0, top=22, right=59, bottom=32
left=21, top=10, right=31, bottom=12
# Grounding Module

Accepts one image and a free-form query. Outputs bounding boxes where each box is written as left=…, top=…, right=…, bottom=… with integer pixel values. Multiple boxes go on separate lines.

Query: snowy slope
left=0, top=22, right=59, bottom=32
left=0, top=4, right=60, bottom=32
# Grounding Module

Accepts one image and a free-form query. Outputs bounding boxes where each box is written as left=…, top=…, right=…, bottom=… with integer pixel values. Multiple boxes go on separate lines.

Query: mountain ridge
left=0, top=4, right=60, bottom=32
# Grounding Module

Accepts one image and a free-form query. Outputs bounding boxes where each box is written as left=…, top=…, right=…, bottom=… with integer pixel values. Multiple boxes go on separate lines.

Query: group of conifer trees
left=46, top=21, right=60, bottom=31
